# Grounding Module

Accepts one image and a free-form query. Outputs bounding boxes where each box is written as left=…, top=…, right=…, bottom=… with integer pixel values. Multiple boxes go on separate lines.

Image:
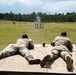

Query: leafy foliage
left=0, top=12, right=76, bottom=22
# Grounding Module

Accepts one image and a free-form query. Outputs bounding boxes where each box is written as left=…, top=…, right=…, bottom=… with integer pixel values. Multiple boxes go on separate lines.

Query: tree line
left=0, top=12, right=76, bottom=22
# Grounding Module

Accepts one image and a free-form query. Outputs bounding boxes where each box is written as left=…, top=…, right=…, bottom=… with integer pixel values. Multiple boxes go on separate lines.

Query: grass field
left=0, top=20, right=76, bottom=50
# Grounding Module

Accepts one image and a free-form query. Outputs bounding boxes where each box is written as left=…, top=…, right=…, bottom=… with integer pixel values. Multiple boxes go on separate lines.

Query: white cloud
left=0, top=0, right=14, bottom=6
left=42, top=0, right=76, bottom=14
left=0, top=0, right=43, bottom=7
left=18, top=0, right=44, bottom=8
left=0, top=0, right=76, bottom=14
left=17, top=0, right=37, bottom=7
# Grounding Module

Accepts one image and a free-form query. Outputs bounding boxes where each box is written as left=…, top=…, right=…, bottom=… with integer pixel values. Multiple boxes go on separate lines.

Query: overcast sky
left=0, top=0, right=76, bottom=14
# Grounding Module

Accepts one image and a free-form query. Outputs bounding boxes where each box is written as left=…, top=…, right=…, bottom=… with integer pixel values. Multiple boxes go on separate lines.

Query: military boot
left=27, top=56, right=41, bottom=64
left=40, top=55, right=51, bottom=68
left=66, top=55, right=73, bottom=71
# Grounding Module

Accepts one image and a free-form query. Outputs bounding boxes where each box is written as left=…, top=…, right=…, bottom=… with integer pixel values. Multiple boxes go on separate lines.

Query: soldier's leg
left=19, top=48, right=41, bottom=64
left=0, top=45, right=19, bottom=59
left=60, top=51, right=73, bottom=71
left=40, top=49, right=60, bottom=68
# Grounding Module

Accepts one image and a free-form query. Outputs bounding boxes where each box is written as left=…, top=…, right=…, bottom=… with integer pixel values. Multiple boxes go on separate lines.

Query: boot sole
left=66, top=56, right=73, bottom=71
left=40, top=55, right=51, bottom=68
left=29, top=59, right=41, bottom=64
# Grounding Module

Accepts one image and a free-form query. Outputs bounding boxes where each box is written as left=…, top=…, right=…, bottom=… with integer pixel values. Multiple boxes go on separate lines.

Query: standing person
left=0, top=34, right=41, bottom=64
left=40, top=32, right=73, bottom=71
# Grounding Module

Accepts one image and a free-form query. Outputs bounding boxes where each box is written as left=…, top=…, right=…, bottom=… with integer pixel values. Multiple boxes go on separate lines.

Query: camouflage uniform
left=50, top=36, right=73, bottom=61
left=40, top=35, right=73, bottom=71
left=0, top=38, right=40, bottom=64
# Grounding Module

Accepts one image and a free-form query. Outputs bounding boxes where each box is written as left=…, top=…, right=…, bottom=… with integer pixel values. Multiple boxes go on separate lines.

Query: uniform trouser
left=19, top=48, right=33, bottom=60
left=0, top=45, right=19, bottom=59
left=49, top=46, right=72, bottom=62
left=0, top=44, right=33, bottom=60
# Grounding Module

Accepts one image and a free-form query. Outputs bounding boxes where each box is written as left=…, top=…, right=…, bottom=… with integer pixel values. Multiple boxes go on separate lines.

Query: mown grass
left=0, top=20, right=76, bottom=51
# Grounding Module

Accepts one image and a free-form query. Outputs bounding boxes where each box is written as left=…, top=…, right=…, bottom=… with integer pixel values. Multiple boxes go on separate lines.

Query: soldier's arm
left=51, top=42, right=55, bottom=46
left=67, top=40, right=73, bottom=52
left=28, top=42, right=34, bottom=49
left=51, top=37, right=59, bottom=46
left=28, top=39, right=34, bottom=50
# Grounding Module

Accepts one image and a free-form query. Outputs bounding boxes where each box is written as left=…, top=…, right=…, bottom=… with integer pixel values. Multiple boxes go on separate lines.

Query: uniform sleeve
left=67, top=40, right=73, bottom=52
left=51, top=36, right=59, bottom=46
left=51, top=42, right=55, bottom=46
left=28, top=39, right=34, bottom=50
left=28, top=42, right=34, bottom=49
